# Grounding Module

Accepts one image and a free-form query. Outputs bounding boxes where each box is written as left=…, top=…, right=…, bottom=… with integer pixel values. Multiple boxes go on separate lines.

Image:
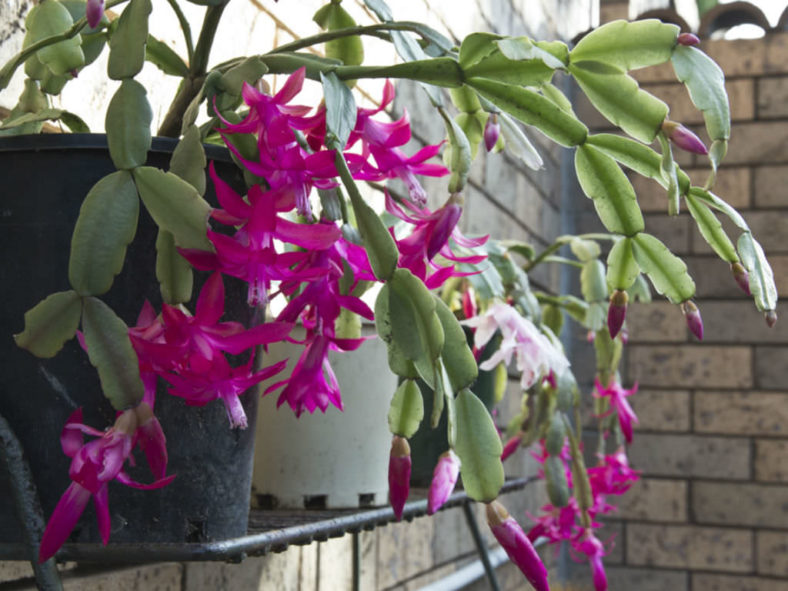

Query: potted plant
left=0, top=0, right=778, bottom=588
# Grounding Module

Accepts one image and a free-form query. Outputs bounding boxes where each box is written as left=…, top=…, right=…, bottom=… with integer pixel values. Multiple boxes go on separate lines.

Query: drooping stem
left=158, top=3, right=226, bottom=137
left=165, top=0, right=194, bottom=63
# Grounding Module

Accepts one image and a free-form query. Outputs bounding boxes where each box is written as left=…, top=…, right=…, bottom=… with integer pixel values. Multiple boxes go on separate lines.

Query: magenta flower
left=86, top=0, right=104, bottom=28
left=427, top=450, right=461, bottom=515
left=39, top=407, right=174, bottom=562
left=364, top=143, right=448, bottom=207
left=681, top=300, right=704, bottom=340
left=486, top=500, right=550, bottom=591
left=164, top=355, right=287, bottom=428
left=593, top=377, right=639, bottom=443
left=662, top=119, right=708, bottom=155
left=573, top=530, right=608, bottom=591
left=388, top=436, right=412, bottom=521
left=386, top=192, right=488, bottom=289
left=588, top=448, right=640, bottom=497
left=484, top=113, right=501, bottom=152
left=501, top=433, right=522, bottom=462
left=607, top=289, right=628, bottom=339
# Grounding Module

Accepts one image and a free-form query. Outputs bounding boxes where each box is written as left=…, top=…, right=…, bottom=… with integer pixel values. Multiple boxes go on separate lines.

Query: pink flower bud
left=484, top=113, right=501, bottom=152
left=765, top=310, right=778, bottom=328
left=677, top=32, right=700, bottom=46
left=486, top=501, right=550, bottom=591
left=134, top=403, right=169, bottom=480
left=730, top=262, right=751, bottom=295
left=388, top=436, right=411, bottom=520
left=681, top=300, right=704, bottom=340
left=662, top=120, right=708, bottom=155
left=427, top=202, right=462, bottom=260
left=462, top=287, right=478, bottom=319
left=607, top=290, right=628, bottom=339
left=427, top=450, right=461, bottom=514
left=501, top=434, right=522, bottom=462
left=86, top=0, right=105, bottom=28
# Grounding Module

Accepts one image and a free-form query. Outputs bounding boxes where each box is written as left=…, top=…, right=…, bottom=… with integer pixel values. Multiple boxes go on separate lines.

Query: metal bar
left=461, top=502, right=502, bottom=591
left=0, top=413, right=63, bottom=590
left=416, top=546, right=509, bottom=591
left=352, top=531, right=361, bottom=591
left=0, top=477, right=535, bottom=564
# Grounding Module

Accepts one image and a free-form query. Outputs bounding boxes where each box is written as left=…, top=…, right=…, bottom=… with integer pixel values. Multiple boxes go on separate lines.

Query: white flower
left=463, top=302, right=570, bottom=389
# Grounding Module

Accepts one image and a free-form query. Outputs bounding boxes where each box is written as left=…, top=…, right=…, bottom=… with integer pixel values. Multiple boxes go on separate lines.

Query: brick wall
left=574, top=8, right=788, bottom=590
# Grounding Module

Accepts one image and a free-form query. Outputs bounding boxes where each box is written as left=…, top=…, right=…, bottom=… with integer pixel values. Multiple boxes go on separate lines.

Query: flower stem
left=165, top=0, right=194, bottom=63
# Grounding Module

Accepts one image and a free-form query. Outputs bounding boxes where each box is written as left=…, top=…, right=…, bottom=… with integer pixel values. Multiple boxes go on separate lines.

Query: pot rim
left=0, top=133, right=233, bottom=162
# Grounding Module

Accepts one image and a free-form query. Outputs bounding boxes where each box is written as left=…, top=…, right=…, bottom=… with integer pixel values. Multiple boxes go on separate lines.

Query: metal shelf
left=0, top=477, right=533, bottom=564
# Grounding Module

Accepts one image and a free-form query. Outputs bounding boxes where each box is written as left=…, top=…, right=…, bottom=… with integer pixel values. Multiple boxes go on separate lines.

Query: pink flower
left=573, top=530, right=608, bottom=591
left=427, top=450, right=461, bottom=515
left=39, top=407, right=174, bottom=562
left=163, top=355, right=288, bottom=428
left=484, top=113, right=500, bottom=152
left=730, top=262, right=751, bottom=296
left=677, top=32, right=700, bottom=46
left=86, top=0, right=104, bottom=28
left=388, top=436, right=411, bottom=521
left=607, top=289, right=628, bottom=339
left=662, top=119, right=708, bottom=155
left=501, top=433, right=522, bottom=462
left=588, top=448, right=640, bottom=497
left=593, top=377, right=639, bottom=443
left=681, top=300, right=704, bottom=340
left=486, top=500, right=550, bottom=591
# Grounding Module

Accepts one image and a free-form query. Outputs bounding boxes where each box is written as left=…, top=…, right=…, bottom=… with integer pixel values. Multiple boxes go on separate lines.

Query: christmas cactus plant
left=0, top=0, right=778, bottom=588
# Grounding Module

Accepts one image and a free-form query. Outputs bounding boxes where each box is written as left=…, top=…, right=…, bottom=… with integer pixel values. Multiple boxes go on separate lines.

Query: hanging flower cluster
left=41, top=69, right=484, bottom=558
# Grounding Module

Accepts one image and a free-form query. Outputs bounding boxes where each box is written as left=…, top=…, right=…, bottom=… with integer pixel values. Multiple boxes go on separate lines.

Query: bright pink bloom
left=662, top=120, right=708, bottom=155
left=163, top=355, right=287, bottom=428
left=588, top=448, right=640, bottom=497
left=681, top=300, right=704, bottom=340
left=39, top=407, right=174, bottom=562
left=593, top=377, right=639, bottom=444
left=501, top=434, right=522, bottom=462
left=389, top=436, right=411, bottom=520
left=427, top=450, right=461, bottom=515
left=573, top=530, right=608, bottom=591
left=487, top=501, right=550, bottom=591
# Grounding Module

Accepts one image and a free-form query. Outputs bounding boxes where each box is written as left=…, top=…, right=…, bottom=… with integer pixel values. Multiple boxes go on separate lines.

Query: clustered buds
left=677, top=32, right=700, bottom=46
left=662, top=119, right=708, bottom=155
left=388, top=436, right=412, bottom=521
left=681, top=300, right=704, bottom=340
left=484, top=113, right=501, bottom=152
left=427, top=450, right=461, bottom=515
left=486, top=500, right=550, bottom=591
left=607, top=289, right=629, bottom=339
left=730, top=262, right=751, bottom=296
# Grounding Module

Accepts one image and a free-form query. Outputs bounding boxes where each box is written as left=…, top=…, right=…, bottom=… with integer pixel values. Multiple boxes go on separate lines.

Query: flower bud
left=486, top=500, right=549, bottom=591
left=484, top=113, right=501, bottom=152
left=427, top=202, right=462, bottom=260
left=388, top=436, right=411, bottom=520
left=681, top=300, right=704, bottom=340
left=427, top=450, right=461, bottom=515
left=662, top=119, right=708, bottom=155
left=765, top=310, right=778, bottom=328
left=607, top=290, right=628, bottom=339
left=86, top=0, right=105, bottom=28
left=677, top=32, right=700, bottom=46
left=134, top=403, right=169, bottom=480
left=730, top=262, right=751, bottom=295
left=462, top=287, right=478, bottom=319
left=501, top=434, right=522, bottom=462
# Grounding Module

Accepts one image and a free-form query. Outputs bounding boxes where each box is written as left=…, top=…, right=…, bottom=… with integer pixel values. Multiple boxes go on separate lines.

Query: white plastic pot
left=252, top=331, right=396, bottom=509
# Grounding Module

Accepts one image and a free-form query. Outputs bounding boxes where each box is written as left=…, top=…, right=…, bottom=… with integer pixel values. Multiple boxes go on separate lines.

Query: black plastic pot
left=0, top=134, right=257, bottom=548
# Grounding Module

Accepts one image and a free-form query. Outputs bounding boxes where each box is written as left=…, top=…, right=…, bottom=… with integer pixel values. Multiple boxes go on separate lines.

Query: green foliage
left=155, top=229, right=193, bottom=305
left=631, top=233, right=695, bottom=303
left=108, top=0, right=152, bottom=80
left=105, top=80, right=153, bottom=170
left=69, top=171, right=139, bottom=295
left=14, top=290, right=82, bottom=358
left=454, top=389, right=504, bottom=502
left=738, top=233, right=778, bottom=313
left=388, top=379, right=424, bottom=437
left=571, top=19, right=678, bottom=70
